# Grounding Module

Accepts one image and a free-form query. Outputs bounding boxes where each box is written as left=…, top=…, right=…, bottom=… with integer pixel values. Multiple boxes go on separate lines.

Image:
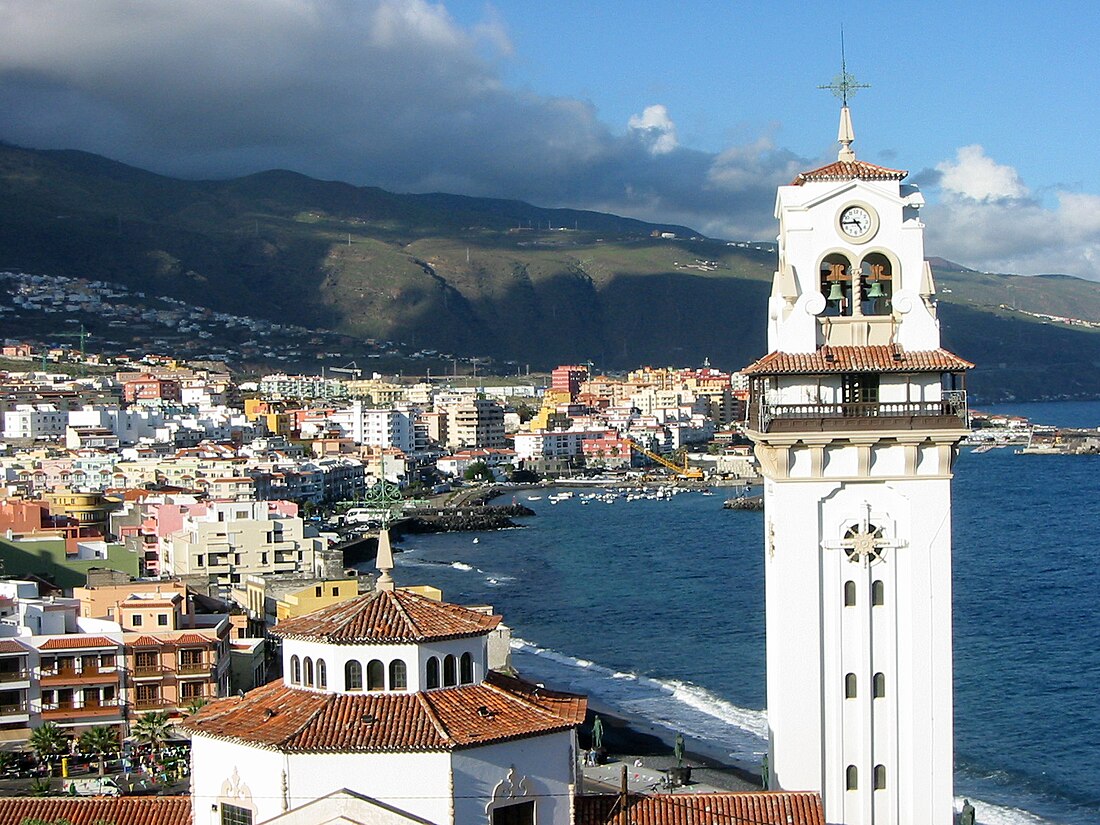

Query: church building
left=182, top=532, right=586, bottom=825
left=743, top=87, right=972, bottom=825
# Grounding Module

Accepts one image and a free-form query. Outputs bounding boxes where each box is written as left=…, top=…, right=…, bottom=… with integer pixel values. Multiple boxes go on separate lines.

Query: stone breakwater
left=402, top=503, right=535, bottom=533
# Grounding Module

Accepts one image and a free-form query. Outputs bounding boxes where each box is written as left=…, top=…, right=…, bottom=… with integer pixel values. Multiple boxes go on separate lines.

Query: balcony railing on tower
left=751, top=390, right=968, bottom=433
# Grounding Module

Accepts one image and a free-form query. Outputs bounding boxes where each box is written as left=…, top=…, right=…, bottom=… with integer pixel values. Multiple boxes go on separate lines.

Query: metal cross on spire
left=818, top=28, right=870, bottom=106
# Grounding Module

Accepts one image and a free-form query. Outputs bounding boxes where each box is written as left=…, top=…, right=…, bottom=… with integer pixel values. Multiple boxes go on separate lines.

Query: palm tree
left=131, top=710, right=172, bottom=755
left=28, top=722, right=69, bottom=775
left=79, top=725, right=119, bottom=777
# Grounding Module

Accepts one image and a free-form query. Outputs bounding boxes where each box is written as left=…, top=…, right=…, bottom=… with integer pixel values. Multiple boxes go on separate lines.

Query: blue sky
left=0, top=1, right=1097, bottom=278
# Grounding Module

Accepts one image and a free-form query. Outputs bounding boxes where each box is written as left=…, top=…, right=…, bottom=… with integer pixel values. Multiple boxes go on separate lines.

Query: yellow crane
left=628, top=439, right=704, bottom=480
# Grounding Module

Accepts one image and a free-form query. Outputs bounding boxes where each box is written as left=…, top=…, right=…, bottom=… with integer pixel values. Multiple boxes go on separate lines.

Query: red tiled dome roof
left=270, top=588, right=500, bottom=645
left=180, top=671, right=585, bottom=753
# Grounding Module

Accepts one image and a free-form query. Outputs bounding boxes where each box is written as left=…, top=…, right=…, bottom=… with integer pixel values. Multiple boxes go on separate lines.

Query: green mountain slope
left=0, top=142, right=1099, bottom=402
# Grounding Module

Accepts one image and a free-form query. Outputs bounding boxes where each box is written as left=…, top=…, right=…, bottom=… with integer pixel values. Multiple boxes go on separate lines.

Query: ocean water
left=380, top=402, right=1100, bottom=825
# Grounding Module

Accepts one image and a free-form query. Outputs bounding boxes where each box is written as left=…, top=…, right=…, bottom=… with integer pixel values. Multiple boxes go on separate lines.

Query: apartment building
left=163, top=500, right=330, bottom=588
left=444, top=398, right=505, bottom=449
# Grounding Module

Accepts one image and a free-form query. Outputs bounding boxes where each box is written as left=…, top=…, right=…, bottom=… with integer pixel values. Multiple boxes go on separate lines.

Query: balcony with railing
left=177, top=661, right=213, bottom=677
left=39, top=666, right=120, bottom=685
left=750, top=390, right=968, bottom=434
left=0, top=702, right=30, bottom=719
left=131, top=663, right=171, bottom=679
left=40, top=699, right=122, bottom=720
left=0, top=668, right=30, bottom=685
left=131, top=696, right=172, bottom=711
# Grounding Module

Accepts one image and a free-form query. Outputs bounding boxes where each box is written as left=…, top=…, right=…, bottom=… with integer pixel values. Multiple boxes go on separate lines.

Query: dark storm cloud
left=0, top=0, right=805, bottom=240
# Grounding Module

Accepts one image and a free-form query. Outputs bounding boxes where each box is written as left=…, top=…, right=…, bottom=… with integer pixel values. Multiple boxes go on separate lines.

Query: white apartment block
left=3, top=404, right=67, bottom=440
left=331, top=402, right=414, bottom=452
left=163, top=500, right=328, bottom=588
left=443, top=399, right=505, bottom=450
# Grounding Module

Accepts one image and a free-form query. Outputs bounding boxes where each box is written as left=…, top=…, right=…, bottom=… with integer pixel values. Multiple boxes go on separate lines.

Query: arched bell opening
left=819, top=254, right=854, bottom=316
left=860, top=252, right=894, bottom=316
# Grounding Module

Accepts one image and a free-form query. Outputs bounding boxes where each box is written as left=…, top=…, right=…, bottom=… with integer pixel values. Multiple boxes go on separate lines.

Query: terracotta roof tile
left=126, top=634, right=164, bottom=647
left=39, top=635, right=120, bottom=650
left=742, top=346, right=973, bottom=375
left=0, top=638, right=30, bottom=654
left=173, top=632, right=219, bottom=646
left=575, top=791, right=825, bottom=825
left=181, top=671, right=585, bottom=753
left=0, top=796, right=191, bottom=825
left=271, top=588, right=501, bottom=644
left=792, top=159, right=907, bottom=185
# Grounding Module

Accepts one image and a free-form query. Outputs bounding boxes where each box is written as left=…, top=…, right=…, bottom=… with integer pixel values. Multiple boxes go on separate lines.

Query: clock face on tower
left=837, top=203, right=878, bottom=243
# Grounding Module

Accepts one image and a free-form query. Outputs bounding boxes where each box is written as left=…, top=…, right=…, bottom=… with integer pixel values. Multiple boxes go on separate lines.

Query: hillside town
left=0, top=327, right=766, bottom=785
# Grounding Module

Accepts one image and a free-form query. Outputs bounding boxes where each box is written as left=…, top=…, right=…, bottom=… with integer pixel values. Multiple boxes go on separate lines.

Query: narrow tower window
left=367, top=659, right=385, bottom=691
left=874, top=764, right=887, bottom=790
left=872, top=580, right=885, bottom=606
left=460, top=652, right=474, bottom=684
left=317, top=659, right=327, bottom=689
left=303, top=657, right=313, bottom=687
left=290, top=655, right=300, bottom=685
left=846, top=765, right=858, bottom=790
left=845, top=673, right=857, bottom=698
left=873, top=672, right=886, bottom=698
left=426, top=656, right=440, bottom=689
left=443, top=654, right=457, bottom=687
left=844, top=581, right=856, bottom=606
left=345, top=660, right=362, bottom=691
left=389, top=659, right=407, bottom=691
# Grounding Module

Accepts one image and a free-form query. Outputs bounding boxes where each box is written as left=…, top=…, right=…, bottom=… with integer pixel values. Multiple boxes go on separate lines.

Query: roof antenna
left=818, top=26, right=870, bottom=162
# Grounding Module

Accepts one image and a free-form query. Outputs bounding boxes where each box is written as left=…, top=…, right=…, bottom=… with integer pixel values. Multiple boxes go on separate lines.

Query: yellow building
left=275, top=578, right=360, bottom=621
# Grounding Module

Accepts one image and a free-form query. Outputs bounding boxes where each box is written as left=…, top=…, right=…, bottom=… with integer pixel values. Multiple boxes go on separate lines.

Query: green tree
left=78, top=725, right=119, bottom=777
left=28, top=722, right=69, bottom=772
left=131, top=710, right=172, bottom=754
left=463, top=461, right=492, bottom=482
left=184, top=697, right=208, bottom=716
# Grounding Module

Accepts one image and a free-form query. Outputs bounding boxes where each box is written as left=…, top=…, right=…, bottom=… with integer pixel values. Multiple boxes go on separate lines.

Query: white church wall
left=190, top=735, right=287, bottom=825
left=418, top=636, right=488, bottom=688
left=451, top=732, right=576, bottom=825
left=285, top=751, right=452, bottom=825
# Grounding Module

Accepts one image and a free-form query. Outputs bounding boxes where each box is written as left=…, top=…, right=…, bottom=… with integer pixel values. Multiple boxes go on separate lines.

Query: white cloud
left=628, top=104, right=678, bottom=155
left=925, top=150, right=1100, bottom=279
left=935, top=145, right=1028, bottom=200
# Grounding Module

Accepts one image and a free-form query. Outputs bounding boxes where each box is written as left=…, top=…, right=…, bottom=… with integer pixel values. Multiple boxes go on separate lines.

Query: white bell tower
left=744, top=69, right=972, bottom=825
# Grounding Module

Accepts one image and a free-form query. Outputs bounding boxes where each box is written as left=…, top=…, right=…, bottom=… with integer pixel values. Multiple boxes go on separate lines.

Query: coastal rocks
left=403, top=503, right=535, bottom=534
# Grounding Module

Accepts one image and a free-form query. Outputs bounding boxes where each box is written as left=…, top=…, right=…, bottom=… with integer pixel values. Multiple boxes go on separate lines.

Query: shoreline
left=570, top=693, right=762, bottom=793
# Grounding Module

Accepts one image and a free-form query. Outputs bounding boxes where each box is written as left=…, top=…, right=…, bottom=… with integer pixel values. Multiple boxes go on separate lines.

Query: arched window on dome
left=389, top=659, right=407, bottom=691
left=460, top=652, right=474, bottom=685
left=290, top=655, right=301, bottom=685
left=317, top=659, right=327, bottom=689
left=426, top=657, right=440, bottom=689
left=846, top=765, right=858, bottom=790
left=367, top=659, right=385, bottom=691
left=845, top=673, right=857, bottom=699
left=345, top=660, right=363, bottom=691
left=303, top=657, right=314, bottom=687
left=443, top=654, right=457, bottom=687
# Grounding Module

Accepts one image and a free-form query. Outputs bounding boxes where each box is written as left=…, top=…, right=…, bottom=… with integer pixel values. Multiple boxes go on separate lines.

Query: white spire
left=375, top=528, right=395, bottom=591
left=838, top=105, right=856, bottom=162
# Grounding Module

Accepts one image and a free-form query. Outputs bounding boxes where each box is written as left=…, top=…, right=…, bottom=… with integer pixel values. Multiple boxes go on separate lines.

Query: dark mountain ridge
left=1, top=143, right=1099, bottom=402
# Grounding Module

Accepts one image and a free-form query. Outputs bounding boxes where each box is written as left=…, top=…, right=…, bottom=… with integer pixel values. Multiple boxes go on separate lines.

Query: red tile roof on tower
left=792, top=159, right=907, bottom=185
left=0, top=796, right=191, bottom=825
left=576, top=791, right=825, bottom=825
left=179, top=671, right=585, bottom=752
left=742, top=346, right=974, bottom=376
left=270, top=588, right=501, bottom=644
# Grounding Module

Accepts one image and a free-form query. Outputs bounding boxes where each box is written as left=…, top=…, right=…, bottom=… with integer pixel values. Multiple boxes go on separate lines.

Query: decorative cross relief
left=823, top=502, right=906, bottom=565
